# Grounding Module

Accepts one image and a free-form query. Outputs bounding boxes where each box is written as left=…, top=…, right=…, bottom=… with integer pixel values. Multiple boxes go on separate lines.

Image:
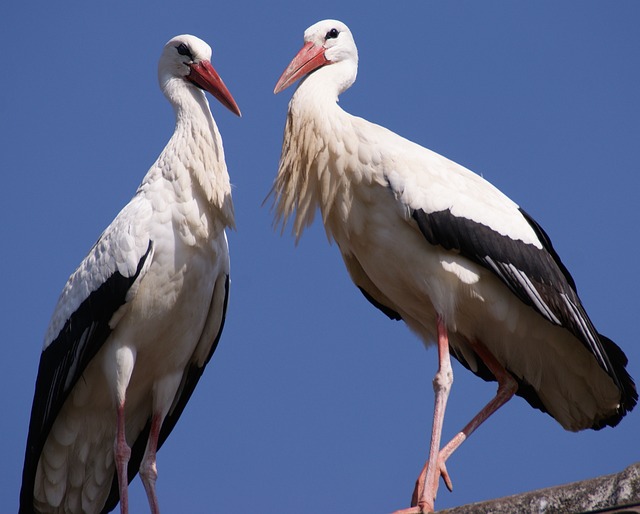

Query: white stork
left=270, top=19, right=637, bottom=513
left=20, top=34, right=240, bottom=514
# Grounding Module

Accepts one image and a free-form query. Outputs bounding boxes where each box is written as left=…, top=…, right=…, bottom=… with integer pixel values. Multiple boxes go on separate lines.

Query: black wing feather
left=20, top=242, right=153, bottom=514
left=412, top=207, right=574, bottom=320
left=357, top=286, right=402, bottom=321
left=411, top=207, right=636, bottom=424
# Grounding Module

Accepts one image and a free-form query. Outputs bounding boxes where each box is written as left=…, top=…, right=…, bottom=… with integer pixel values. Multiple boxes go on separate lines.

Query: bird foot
left=408, top=457, right=453, bottom=511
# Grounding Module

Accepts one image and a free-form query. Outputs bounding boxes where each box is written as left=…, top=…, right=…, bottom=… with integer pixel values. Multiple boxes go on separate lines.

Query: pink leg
left=418, top=315, right=453, bottom=512
left=394, top=336, right=518, bottom=514
left=437, top=338, right=517, bottom=466
left=395, top=315, right=453, bottom=514
left=114, top=401, right=131, bottom=514
left=140, top=413, right=163, bottom=514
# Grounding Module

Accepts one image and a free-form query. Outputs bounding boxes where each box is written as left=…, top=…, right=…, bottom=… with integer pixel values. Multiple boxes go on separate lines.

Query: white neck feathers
left=271, top=70, right=360, bottom=240
left=147, top=78, right=235, bottom=230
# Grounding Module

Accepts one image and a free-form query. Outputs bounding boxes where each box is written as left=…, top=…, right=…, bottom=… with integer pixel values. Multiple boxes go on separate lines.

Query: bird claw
left=411, top=470, right=425, bottom=507
left=440, top=460, right=453, bottom=492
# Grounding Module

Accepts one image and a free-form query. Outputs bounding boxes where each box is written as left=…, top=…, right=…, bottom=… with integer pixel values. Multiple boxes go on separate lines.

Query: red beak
left=274, top=41, right=329, bottom=94
left=188, top=60, right=241, bottom=117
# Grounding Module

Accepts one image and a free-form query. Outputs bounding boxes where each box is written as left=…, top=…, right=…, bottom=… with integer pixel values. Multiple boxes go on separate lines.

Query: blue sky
left=2, top=2, right=639, bottom=513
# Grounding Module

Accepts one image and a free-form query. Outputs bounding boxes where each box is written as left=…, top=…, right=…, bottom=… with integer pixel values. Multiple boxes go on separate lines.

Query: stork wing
left=411, top=206, right=577, bottom=329
left=410, top=203, right=637, bottom=422
left=20, top=199, right=154, bottom=512
left=378, top=136, right=633, bottom=408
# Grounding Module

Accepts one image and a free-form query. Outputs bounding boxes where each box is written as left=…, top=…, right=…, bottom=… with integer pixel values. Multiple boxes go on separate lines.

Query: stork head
left=159, top=34, right=241, bottom=116
left=274, top=20, right=358, bottom=95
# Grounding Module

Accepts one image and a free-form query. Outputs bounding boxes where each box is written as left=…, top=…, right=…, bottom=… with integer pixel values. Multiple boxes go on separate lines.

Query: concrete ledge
left=439, top=463, right=640, bottom=514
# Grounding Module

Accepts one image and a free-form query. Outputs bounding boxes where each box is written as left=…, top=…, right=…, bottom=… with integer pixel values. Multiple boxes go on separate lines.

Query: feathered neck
left=146, top=77, right=235, bottom=229
left=270, top=67, right=357, bottom=241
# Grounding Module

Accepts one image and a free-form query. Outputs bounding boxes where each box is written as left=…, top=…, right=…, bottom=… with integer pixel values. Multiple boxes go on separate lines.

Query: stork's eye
left=176, top=43, right=194, bottom=60
left=325, top=28, right=339, bottom=40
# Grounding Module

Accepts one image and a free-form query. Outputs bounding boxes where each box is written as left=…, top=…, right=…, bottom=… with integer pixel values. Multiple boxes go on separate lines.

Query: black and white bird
left=270, top=19, right=637, bottom=513
left=20, top=34, right=240, bottom=514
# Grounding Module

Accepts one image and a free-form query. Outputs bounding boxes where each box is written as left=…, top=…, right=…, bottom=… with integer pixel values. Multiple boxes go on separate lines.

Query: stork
left=270, top=19, right=636, bottom=513
left=20, top=34, right=240, bottom=514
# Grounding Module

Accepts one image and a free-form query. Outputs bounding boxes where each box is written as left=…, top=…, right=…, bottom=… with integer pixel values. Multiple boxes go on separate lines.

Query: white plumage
left=271, top=19, right=636, bottom=513
left=21, top=34, right=240, bottom=514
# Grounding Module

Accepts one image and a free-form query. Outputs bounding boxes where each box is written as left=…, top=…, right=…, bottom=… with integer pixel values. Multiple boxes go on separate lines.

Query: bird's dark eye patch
left=325, top=28, right=339, bottom=40
left=176, top=43, right=194, bottom=60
